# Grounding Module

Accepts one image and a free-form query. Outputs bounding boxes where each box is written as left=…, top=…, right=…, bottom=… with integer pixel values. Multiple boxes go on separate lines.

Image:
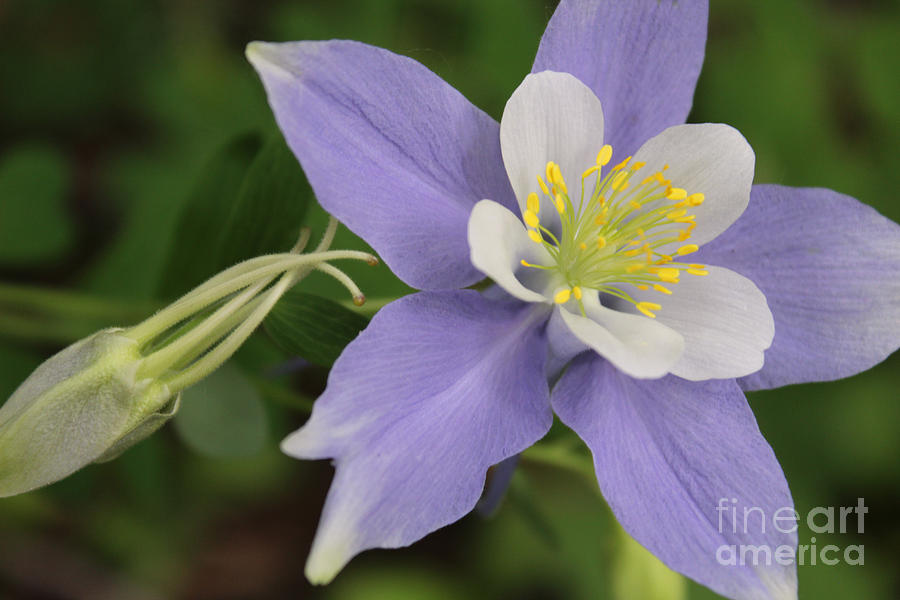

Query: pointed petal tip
left=304, top=545, right=348, bottom=586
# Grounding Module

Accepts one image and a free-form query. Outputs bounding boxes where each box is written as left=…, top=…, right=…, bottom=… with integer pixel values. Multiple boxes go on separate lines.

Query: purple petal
left=247, top=41, right=516, bottom=290
left=697, top=184, right=900, bottom=390
left=533, top=0, right=708, bottom=158
left=283, top=291, right=552, bottom=583
left=553, top=355, right=798, bottom=600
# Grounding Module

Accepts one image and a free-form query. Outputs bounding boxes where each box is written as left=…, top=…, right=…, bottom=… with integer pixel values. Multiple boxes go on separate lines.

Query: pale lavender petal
left=283, top=291, right=553, bottom=583
left=533, top=0, right=708, bottom=157
left=697, top=185, right=900, bottom=390
left=553, top=355, right=798, bottom=600
left=247, top=41, right=516, bottom=290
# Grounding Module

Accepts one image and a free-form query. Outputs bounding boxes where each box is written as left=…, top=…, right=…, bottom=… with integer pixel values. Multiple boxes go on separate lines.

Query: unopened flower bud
left=0, top=329, right=178, bottom=497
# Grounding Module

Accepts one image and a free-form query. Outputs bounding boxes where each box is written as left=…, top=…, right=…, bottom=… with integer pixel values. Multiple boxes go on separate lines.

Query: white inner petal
left=557, top=291, right=684, bottom=379
left=468, top=200, right=554, bottom=303
left=631, top=123, right=755, bottom=248
left=630, top=266, right=774, bottom=380
left=500, top=71, right=605, bottom=233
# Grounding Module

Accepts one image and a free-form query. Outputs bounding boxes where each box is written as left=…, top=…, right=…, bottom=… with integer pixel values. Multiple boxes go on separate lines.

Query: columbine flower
left=247, top=1, right=900, bottom=598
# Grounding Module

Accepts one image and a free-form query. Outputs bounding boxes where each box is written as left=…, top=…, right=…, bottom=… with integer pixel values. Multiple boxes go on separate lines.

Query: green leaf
left=214, top=136, right=313, bottom=269
left=159, top=133, right=264, bottom=298
left=264, top=289, right=369, bottom=366
left=174, top=364, right=268, bottom=458
left=0, top=144, right=73, bottom=265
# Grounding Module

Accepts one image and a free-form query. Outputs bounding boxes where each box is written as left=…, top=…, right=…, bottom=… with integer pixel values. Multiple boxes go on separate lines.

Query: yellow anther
left=572, top=286, right=583, bottom=300
left=579, top=242, right=587, bottom=250
left=624, top=249, right=642, bottom=257
left=630, top=161, right=646, bottom=171
left=537, top=176, right=550, bottom=196
left=520, top=259, right=537, bottom=267
left=662, top=164, right=670, bottom=171
left=687, top=269, right=709, bottom=276
left=667, top=208, right=688, bottom=220
left=637, top=228, right=646, bottom=238
left=554, top=289, right=572, bottom=304
left=674, top=215, right=696, bottom=223
left=627, top=240, right=641, bottom=247
left=626, top=263, right=646, bottom=274
left=636, top=302, right=662, bottom=318
left=634, top=284, right=649, bottom=290
left=551, top=163, right=567, bottom=194
left=527, top=192, right=540, bottom=214
left=582, top=165, right=601, bottom=180
left=666, top=187, right=688, bottom=200
left=677, top=244, right=699, bottom=256
left=596, top=235, right=607, bottom=249
left=687, top=193, right=705, bottom=206
left=657, top=268, right=680, bottom=283
left=612, top=171, right=629, bottom=190
left=595, top=214, right=608, bottom=225
left=554, top=193, right=566, bottom=214
left=677, top=230, right=692, bottom=241
left=612, top=156, right=632, bottom=171
left=596, top=144, right=613, bottom=166
left=629, top=200, right=642, bottom=211
left=527, top=229, right=543, bottom=243
left=524, top=209, right=540, bottom=228
left=653, top=284, right=673, bottom=295
left=598, top=194, right=607, bottom=206
left=689, top=263, right=706, bottom=269
left=619, top=181, right=630, bottom=191
left=545, top=161, right=555, bottom=183
left=656, top=255, right=673, bottom=264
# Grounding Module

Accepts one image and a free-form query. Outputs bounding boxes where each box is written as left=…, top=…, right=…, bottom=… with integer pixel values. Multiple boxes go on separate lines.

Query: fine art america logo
left=715, top=498, right=867, bottom=567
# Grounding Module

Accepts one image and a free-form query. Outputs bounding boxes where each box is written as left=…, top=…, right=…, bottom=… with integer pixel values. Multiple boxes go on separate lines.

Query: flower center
left=520, top=144, right=708, bottom=318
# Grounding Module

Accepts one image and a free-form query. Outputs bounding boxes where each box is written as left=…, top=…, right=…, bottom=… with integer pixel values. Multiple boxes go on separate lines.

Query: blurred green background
left=1, top=0, right=898, bottom=598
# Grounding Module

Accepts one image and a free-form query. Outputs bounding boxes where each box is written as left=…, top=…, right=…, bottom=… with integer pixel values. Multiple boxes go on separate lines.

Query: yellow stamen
left=687, top=193, right=705, bottom=206
left=656, top=255, right=673, bottom=264
left=689, top=263, right=706, bottom=269
left=677, top=230, right=692, bottom=241
left=545, top=161, right=555, bottom=183
left=554, top=289, right=572, bottom=304
left=652, top=284, right=673, bottom=295
left=596, top=144, right=613, bottom=166
left=524, top=209, right=540, bottom=228
left=677, top=244, right=699, bottom=256
left=527, top=230, right=542, bottom=243
left=572, top=286, right=583, bottom=300
left=666, top=187, right=688, bottom=200
left=612, top=171, right=628, bottom=190
left=687, top=269, right=709, bottom=276
left=634, top=284, right=649, bottom=290
left=579, top=242, right=587, bottom=250
left=537, top=176, right=550, bottom=196
left=624, top=249, right=642, bottom=257
left=612, top=156, right=632, bottom=171
left=657, top=268, right=680, bottom=283
left=630, top=161, right=646, bottom=171
left=554, top=193, right=566, bottom=214
left=582, top=165, right=601, bottom=179
left=636, top=302, right=662, bottom=318
left=596, top=235, right=607, bottom=249
left=527, top=192, right=540, bottom=214
left=667, top=208, right=688, bottom=220
left=629, top=200, right=642, bottom=210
